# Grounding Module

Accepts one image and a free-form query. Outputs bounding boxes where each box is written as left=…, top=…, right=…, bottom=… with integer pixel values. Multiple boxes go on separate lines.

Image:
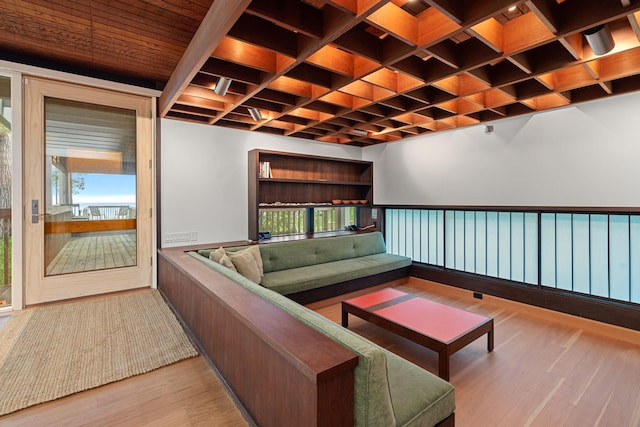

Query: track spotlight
left=248, top=107, right=262, bottom=121
left=583, top=24, right=615, bottom=56
left=214, top=77, right=232, bottom=96
left=352, top=129, right=368, bottom=137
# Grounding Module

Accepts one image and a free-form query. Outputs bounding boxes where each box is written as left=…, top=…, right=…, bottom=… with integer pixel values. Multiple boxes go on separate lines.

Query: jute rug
left=0, top=289, right=197, bottom=416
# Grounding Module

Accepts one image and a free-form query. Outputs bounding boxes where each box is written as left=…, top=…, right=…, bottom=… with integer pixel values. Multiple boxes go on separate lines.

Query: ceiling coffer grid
left=164, top=0, right=640, bottom=146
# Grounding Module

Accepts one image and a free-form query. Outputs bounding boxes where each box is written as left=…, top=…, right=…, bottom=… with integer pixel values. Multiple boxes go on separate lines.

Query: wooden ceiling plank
left=534, top=72, right=555, bottom=90
left=630, top=12, right=640, bottom=41
left=372, top=85, right=397, bottom=101
left=557, top=33, right=583, bottom=60
left=396, top=72, right=426, bottom=92
left=599, top=80, right=614, bottom=94
left=503, top=11, right=555, bottom=55
left=306, top=45, right=355, bottom=76
left=417, top=7, right=462, bottom=47
left=319, top=91, right=354, bottom=108
left=159, top=0, right=251, bottom=117
left=432, top=75, right=459, bottom=96
left=176, top=94, right=226, bottom=111
left=525, top=0, right=559, bottom=33
left=269, top=76, right=313, bottom=98
left=599, top=47, right=640, bottom=81
left=367, top=2, right=419, bottom=46
left=212, top=37, right=278, bottom=73
left=362, top=68, right=398, bottom=91
left=354, top=55, right=382, bottom=77
left=553, top=65, right=596, bottom=91
left=470, top=17, right=505, bottom=53
left=340, top=80, right=374, bottom=100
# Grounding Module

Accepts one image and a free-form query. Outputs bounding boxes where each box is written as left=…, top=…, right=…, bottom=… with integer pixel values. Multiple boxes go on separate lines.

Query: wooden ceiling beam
left=246, top=0, right=324, bottom=39
left=228, top=14, right=303, bottom=58
left=159, top=0, right=250, bottom=117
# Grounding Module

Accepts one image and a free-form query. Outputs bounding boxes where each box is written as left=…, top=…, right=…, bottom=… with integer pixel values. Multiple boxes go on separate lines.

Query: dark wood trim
left=380, top=205, right=640, bottom=214
left=436, top=413, right=455, bottom=427
left=411, top=263, right=640, bottom=332
left=157, top=248, right=359, bottom=427
left=287, top=266, right=411, bottom=305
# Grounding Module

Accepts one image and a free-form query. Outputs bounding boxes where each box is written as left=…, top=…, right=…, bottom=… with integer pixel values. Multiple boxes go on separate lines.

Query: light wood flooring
left=1, top=278, right=639, bottom=426
left=46, top=232, right=137, bottom=276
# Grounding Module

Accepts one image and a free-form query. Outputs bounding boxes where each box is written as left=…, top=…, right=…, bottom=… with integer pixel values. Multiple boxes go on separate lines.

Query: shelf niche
left=248, top=149, right=374, bottom=240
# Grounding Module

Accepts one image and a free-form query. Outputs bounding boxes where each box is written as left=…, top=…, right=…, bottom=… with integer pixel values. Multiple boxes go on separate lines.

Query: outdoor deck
left=46, top=231, right=137, bottom=276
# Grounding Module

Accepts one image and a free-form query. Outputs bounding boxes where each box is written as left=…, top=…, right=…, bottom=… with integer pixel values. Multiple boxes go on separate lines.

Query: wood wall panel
left=157, top=249, right=359, bottom=427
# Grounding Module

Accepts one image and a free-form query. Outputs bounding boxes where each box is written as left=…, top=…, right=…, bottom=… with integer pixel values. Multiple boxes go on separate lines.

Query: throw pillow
left=228, top=248, right=262, bottom=283
left=219, top=254, right=237, bottom=272
left=246, top=245, right=264, bottom=277
left=209, top=247, right=226, bottom=263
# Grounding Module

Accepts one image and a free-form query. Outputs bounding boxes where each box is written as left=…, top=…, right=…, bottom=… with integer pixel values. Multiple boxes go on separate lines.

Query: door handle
left=31, top=199, right=42, bottom=224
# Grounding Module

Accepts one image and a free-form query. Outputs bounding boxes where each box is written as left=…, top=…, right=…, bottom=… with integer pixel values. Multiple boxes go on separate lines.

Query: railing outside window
left=385, top=208, right=640, bottom=304
left=258, top=206, right=357, bottom=237
left=259, top=208, right=308, bottom=236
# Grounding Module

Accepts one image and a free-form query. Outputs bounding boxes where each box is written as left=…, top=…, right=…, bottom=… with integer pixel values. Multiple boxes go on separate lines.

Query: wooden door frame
left=23, top=76, right=155, bottom=305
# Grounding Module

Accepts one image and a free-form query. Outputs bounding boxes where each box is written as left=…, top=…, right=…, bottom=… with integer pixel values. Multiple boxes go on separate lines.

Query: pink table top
left=345, top=288, right=490, bottom=343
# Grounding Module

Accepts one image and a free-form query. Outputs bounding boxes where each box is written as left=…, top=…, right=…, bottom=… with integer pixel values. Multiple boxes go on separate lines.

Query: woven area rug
left=0, top=289, right=197, bottom=416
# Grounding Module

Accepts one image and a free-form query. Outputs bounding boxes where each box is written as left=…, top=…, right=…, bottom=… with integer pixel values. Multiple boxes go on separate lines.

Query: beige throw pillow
left=209, top=247, right=226, bottom=263
left=219, top=254, right=237, bottom=272
left=228, top=246, right=263, bottom=283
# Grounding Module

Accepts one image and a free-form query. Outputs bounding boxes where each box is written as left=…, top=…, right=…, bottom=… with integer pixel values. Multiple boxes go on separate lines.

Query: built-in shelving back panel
left=248, top=149, right=374, bottom=240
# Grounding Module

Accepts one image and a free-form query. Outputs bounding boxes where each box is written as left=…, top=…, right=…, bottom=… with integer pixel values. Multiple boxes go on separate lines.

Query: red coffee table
left=342, top=287, right=494, bottom=381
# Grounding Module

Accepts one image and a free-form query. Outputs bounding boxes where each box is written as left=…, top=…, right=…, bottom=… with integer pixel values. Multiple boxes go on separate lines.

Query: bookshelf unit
left=248, top=149, right=374, bottom=240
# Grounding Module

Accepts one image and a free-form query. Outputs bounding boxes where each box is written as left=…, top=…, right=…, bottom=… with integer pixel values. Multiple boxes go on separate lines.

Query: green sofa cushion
left=261, top=253, right=411, bottom=295
left=384, top=350, right=455, bottom=427
left=260, top=232, right=388, bottom=273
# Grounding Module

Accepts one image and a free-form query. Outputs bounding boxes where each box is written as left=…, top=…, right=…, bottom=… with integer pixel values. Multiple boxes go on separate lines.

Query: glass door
left=24, top=77, right=153, bottom=305
left=0, top=76, right=11, bottom=308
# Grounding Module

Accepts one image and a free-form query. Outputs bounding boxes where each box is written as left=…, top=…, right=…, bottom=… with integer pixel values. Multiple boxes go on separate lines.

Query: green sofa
left=196, top=232, right=412, bottom=303
left=188, top=233, right=455, bottom=427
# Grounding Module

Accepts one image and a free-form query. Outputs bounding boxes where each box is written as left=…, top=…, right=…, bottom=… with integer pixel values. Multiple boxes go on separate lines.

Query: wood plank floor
left=1, top=278, right=639, bottom=426
left=0, top=356, right=249, bottom=427
left=310, top=278, right=640, bottom=427
left=46, top=232, right=137, bottom=275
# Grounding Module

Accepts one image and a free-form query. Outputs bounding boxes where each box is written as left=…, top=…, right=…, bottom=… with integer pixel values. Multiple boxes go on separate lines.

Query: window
left=385, top=208, right=640, bottom=304
left=258, top=206, right=358, bottom=237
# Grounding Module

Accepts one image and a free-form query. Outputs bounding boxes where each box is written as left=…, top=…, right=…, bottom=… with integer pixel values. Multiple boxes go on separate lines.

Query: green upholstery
left=259, top=232, right=388, bottom=273
left=384, top=350, right=455, bottom=427
left=261, top=253, right=411, bottom=294
left=198, top=233, right=411, bottom=295
left=189, top=250, right=456, bottom=427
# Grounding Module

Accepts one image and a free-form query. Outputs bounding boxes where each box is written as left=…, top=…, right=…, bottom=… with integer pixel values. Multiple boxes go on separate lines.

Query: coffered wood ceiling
left=3, top=0, right=640, bottom=146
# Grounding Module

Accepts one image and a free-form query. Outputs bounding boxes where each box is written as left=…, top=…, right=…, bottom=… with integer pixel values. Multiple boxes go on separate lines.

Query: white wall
left=162, top=91, right=640, bottom=246
left=160, top=119, right=363, bottom=246
left=363, top=91, right=640, bottom=207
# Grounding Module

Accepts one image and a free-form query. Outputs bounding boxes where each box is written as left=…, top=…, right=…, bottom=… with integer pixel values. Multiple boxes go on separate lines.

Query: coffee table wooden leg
left=341, top=307, right=349, bottom=328
left=438, top=350, right=450, bottom=381
left=487, top=320, right=494, bottom=352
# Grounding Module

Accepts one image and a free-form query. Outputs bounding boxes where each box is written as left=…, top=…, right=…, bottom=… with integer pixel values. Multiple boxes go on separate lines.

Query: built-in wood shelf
left=248, top=149, right=374, bottom=240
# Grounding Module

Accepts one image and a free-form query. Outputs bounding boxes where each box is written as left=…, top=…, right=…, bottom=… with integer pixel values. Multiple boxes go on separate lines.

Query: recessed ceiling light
left=507, top=6, right=517, bottom=12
